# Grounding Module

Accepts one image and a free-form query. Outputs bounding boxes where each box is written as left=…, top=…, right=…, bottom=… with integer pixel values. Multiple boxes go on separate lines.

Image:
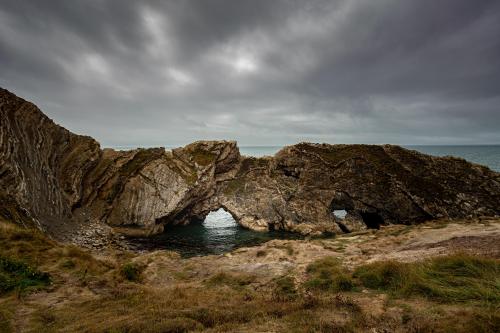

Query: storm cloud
left=1, top=0, right=499, bottom=146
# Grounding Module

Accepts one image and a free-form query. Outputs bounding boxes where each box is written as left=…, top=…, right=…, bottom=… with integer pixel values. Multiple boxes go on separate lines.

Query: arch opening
left=202, top=207, right=238, bottom=229
left=333, top=209, right=348, bottom=220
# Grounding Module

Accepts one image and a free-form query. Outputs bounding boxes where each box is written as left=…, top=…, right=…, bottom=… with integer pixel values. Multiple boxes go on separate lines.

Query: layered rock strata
left=1, top=88, right=499, bottom=240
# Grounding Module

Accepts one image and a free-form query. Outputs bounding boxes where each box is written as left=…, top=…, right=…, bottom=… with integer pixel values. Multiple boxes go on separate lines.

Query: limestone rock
left=1, top=88, right=499, bottom=242
left=0, top=88, right=101, bottom=234
left=219, top=143, right=500, bottom=234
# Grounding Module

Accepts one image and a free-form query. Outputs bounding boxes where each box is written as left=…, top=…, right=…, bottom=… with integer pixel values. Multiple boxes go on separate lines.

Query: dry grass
left=354, top=253, right=500, bottom=304
left=1, top=220, right=500, bottom=332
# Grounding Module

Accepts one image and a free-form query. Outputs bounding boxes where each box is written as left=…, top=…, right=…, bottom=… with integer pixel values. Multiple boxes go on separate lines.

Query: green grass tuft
left=354, top=253, right=500, bottom=303
left=120, top=262, right=144, bottom=282
left=273, top=275, right=298, bottom=301
left=304, top=256, right=354, bottom=292
left=0, top=256, right=50, bottom=294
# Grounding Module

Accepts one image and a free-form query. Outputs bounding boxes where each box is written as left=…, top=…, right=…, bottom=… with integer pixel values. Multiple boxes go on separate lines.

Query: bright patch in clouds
left=141, top=7, right=170, bottom=59
left=60, top=53, right=111, bottom=84
left=209, top=44, right=259, bottom=75
left=167, top=68, right=196, bottom=86
left=233, top=55, right=258, bottom=74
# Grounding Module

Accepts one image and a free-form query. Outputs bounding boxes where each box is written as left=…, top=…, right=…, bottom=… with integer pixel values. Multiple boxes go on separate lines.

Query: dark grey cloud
left=1, top=0, right=499, bottom=146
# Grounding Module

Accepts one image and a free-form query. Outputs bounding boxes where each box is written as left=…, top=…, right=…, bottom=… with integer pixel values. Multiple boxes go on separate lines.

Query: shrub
left=304, top=256, right=354, bottom=292
left=120, top=262, right=143, bottom=282
left=0, top=308, right=12, bottom=333
left=273, top=275, right=297, bottom=301
left=0, top=256, right=50, bottom=294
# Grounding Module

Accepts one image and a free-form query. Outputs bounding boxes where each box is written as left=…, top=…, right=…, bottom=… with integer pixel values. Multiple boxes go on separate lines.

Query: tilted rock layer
left=1, top=88, right=499, bottom=240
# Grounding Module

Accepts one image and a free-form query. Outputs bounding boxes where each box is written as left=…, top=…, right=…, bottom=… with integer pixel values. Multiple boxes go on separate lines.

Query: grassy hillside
left=0, top=219, right=499, bottom=332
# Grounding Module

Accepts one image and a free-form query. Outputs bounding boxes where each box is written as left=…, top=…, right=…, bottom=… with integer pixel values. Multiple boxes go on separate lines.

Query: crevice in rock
left=336, top=220, right=351, bottom=233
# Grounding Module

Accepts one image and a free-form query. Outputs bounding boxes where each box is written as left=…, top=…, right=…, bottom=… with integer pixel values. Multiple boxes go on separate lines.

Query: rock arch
left=2, top=88, right=500, bottom=240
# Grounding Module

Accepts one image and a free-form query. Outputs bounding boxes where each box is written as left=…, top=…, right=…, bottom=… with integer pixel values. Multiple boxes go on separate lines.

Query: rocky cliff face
left=0, top=88, right=101, bottom=234
left=76, top=140, right=240, bottom=236
left=219, top=143, right=500, bottom=234
left=1, top=88, right=499, bottom=241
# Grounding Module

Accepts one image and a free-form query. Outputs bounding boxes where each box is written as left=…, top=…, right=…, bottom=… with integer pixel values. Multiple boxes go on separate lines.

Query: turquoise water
left=123, top=144, right=499, bottom=256
left=125, top=209, right=302, bottom=257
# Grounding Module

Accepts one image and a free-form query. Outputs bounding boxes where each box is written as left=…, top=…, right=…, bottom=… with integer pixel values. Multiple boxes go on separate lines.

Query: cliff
left=1, top=88, right=499, bottom=242
left=218, top=143, right=500, bottom=234
left=0, top=88, right=101, bottom=233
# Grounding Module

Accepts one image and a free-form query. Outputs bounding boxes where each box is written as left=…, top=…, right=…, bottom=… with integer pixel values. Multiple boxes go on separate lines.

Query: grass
left=1, top=219, right=500, bottom=332
left=120, top=262, right=144, bottom=282
left=354, top=253, right=500, bottom=304
left=304, top=256, right=355, bottom=292
left=191, top=150, right=215, bottom=166
left=205, top=272, right=255, bottom=289
left=222, top=178, right=246, bottom=195
left=120, top=149, right=161, bottom=177
left=0, top=256, right=51, bottom=295
left=273, top=243, right=295, bottom=256
left=272, top=275, right=298, bottom=301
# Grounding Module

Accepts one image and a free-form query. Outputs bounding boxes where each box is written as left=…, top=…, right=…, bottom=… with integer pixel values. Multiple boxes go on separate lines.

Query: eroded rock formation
left=218, top=144, right=500, bottom=234
left=0, top=88, right=101, bottom=233
left=1, top=88, right=499, bottom=241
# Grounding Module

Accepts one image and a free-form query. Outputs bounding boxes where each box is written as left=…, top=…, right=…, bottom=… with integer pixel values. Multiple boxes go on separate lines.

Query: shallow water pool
left=124, top=208, right=303, bottom=257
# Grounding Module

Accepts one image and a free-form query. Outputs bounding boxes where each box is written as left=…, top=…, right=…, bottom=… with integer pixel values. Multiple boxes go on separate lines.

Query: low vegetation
left=191, top=149, right=215, bottom=166
left=304, top=256, right=354, bottom=292
left=354, top=253, right=500, bottom=304
left=272, top=275, right=298, bottom=301
left=205, top=271, right=255, bottom=289
left=120, top=262, right=144, bottom=282
left=1, top=219, right=499, bottom=332
left=0, top=256, right=50, bottom=295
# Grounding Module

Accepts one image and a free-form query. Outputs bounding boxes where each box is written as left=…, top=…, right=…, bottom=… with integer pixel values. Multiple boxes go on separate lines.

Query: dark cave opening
left=360, top=212, right=384, bottom=229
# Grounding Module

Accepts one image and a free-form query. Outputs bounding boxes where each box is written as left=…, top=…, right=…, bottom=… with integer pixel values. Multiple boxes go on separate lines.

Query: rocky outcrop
left=219, top=144, right=500, bottom=234
left=0, top=88, right=101, bottom=234
left=76, top=140, right=240, bottom=236
left=1, top=88, right=500, bottom=241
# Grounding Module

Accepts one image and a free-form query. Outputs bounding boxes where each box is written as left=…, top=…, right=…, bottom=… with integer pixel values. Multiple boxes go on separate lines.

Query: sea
left=121, top=145, right=500, bottom=256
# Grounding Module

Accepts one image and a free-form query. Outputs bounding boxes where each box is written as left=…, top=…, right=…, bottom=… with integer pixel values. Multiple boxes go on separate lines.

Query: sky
left=1, top=0, right=500, bottom=147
